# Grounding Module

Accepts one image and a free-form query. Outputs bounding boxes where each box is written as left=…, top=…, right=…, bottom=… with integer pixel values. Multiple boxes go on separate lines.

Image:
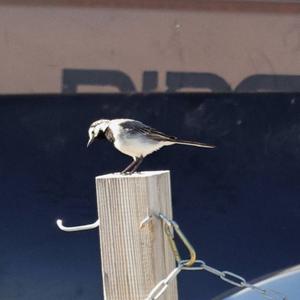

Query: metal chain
left=145, top=215, right=287, bottom=300
left=182, top=260, right=287, bottom=300
left=145, top=263, right=184, bottom=300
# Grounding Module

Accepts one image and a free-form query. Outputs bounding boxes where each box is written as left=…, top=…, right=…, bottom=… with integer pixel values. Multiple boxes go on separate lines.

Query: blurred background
left=0, top=1, right=300, bottom=300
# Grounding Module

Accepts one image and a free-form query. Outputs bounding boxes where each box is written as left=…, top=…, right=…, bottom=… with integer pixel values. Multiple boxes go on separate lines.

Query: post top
left=96, top=170, right=170, bottom=179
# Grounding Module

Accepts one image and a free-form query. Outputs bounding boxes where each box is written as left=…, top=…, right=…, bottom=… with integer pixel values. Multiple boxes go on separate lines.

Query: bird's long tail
left=174, top=139, right=215, bottom=148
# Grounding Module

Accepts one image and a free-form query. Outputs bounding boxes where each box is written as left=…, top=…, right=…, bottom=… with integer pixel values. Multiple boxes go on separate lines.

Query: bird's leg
left=128, top=156, right=144, bottom=174
left=121, top=159, right=138, bottom=174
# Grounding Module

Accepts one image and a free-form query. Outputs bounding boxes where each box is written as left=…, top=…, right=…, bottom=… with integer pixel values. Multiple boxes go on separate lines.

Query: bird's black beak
left=87, top=137, right=95, bottom=147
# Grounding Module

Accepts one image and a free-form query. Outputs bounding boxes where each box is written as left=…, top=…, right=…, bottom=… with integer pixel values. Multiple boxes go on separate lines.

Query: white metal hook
left=56, top=218, right=99, bottom=232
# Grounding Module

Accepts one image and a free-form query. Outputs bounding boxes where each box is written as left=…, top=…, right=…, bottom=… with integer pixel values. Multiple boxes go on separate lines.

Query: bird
left=87, top=118, right=215, bottom=174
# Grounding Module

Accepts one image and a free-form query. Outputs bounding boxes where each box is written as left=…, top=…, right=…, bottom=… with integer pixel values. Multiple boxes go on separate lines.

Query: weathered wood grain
left=95, top=171, right=178, bottom=300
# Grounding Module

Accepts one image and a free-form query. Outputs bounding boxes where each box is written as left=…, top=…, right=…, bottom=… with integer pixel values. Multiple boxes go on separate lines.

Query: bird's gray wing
left=138, top=126, right=177, bottom=142
left=120, top=120, right=177, bottom=142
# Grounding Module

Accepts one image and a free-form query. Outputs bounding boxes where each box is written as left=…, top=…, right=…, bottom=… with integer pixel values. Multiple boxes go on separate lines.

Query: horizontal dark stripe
left=0, top=0, right=299, bottom=14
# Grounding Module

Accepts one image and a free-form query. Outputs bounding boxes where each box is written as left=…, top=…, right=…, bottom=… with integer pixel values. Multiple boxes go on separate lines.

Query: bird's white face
left=87, top=119, right=110, bottom=147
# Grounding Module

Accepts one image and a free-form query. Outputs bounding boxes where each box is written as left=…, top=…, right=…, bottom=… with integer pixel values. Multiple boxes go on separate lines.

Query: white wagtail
left=87, top=118, right=215, bottom=174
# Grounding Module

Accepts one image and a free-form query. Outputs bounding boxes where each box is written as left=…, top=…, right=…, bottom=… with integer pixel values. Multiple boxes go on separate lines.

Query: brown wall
left=0, top=1, right=299, bottom=93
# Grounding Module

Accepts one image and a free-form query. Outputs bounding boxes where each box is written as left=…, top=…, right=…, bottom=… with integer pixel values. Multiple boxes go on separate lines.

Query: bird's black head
left=87, top=119, right=110, bottom=147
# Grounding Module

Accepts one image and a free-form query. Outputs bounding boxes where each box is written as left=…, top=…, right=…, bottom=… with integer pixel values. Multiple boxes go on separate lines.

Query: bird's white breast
left=109, top=120, right=172, bottom=158
left=114, top=137, right=165, bottom=158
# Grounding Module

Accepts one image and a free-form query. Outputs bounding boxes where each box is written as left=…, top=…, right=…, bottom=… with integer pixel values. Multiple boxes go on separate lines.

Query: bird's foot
left=120, top=171, right=132, bottom=175
left=121, top=157, right=143, bottom=175
left=120, top=170, right=137, bottom=175
left=120, top=170, right=144, bottom=176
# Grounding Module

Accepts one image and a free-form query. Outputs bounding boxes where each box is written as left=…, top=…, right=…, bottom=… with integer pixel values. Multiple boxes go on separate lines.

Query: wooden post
left=95, top=171, right=178, bottom=300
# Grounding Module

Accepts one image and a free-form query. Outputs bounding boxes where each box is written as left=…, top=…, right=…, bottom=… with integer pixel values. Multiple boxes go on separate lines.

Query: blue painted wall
left=0, top=93, right=299, bottom=299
